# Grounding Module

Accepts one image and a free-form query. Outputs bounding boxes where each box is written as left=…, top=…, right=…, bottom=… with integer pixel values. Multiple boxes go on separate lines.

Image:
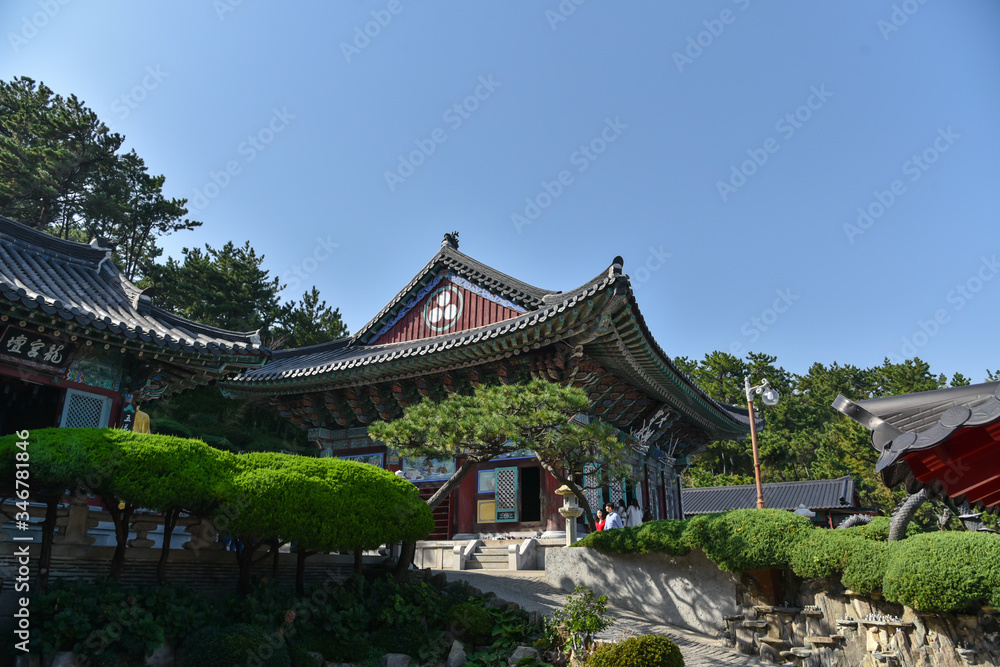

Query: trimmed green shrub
left=683, top=509, right=812, bottom=572
left=184, top=624, right=290, bottom=667
left=575, top=519, right=689, bottom=556
left=883, top=532, right=1000, bottom=611
left=585, top=635, right=684, bottom=667
left=841, top=540, right=889, bottom=596
left=790, top=530, right=863, bottom=579
left=448, top=602, right=494, bottom=644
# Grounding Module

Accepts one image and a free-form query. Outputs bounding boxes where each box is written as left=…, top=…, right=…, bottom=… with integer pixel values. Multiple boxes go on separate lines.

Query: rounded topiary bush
left=448, top=602, right=494, bottom=644
left=585, top=635, right=684, bottom=667
left=683, top=509, right=812, bottom=572
left=882, top=531, right=1000, bottom=612
left=841, top=539, right=889, bottom=597
left=184, top=624, right=290, bottom=667
left=791, top=529, right=862, bottom=579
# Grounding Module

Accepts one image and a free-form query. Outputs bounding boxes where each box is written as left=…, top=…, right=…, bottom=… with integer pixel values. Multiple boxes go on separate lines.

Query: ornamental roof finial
left=442, top=231, right=459, bottom=249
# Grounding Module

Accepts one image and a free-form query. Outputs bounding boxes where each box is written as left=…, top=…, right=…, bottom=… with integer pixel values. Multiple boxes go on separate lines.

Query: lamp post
left=745, top=376, right=779, bottom=509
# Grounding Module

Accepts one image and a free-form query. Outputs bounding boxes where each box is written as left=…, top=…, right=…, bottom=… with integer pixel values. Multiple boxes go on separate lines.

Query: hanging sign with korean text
left=0, top=326, right=75, bottom=371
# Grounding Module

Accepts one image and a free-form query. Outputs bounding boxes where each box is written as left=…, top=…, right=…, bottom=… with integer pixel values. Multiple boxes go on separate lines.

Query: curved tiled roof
left=226, top=247, right=755, bottom=441
left=0, top=216, right=267, bottom=357
left=683, top=476, right=857, bottom=514
left=833, top=383, right=1000, bottom=511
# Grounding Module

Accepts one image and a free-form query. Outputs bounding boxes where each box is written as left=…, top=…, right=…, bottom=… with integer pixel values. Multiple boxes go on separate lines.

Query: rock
left=145, top=643, right=174, bottom=667
left=485, top=597, right=506, bottom=609
left=51, top=653, right=81, bottom=667
left=446, top=640, right=467, bottom=667
left=306, top=651, right=326, bottom=666
left=527, top=610, right=544, bottom=629
left=483, top=591, right=497, bottom=601
left=505, top=601, right=520, bottom=612
left=507, top=646, right=540, bottom=665
left=383, top=654, right=411, bottom=667
left=431, top=572, right=449, bottom=590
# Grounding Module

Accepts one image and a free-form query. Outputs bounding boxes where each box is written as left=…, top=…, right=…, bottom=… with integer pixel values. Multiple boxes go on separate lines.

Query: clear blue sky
left=3, top=1, right=998, bottom=382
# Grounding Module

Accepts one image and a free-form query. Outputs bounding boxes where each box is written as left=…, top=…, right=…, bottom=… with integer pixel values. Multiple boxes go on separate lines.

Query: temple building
left=223, top=234, right=757, bottom=538
left=0, top=216, right=268, bottom=436
left=835, top=382, right=1000, bottom=513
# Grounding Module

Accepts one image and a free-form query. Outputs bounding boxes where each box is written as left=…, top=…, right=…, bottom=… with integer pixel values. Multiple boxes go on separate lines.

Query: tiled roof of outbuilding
left=682, top=476, right=858, bottom=515
left=0, top=216, right=267, bottom=358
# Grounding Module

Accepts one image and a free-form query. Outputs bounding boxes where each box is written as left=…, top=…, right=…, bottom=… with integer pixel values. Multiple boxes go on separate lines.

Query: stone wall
left=544, top=546, right=741, bottom=636
left=544, top=545, right=1000, bottom=666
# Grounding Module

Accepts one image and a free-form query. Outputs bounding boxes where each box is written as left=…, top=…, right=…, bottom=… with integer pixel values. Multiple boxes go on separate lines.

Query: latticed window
left=494, top=467, right=519, bottom=522
left=60, top=389, right=112, bottom=429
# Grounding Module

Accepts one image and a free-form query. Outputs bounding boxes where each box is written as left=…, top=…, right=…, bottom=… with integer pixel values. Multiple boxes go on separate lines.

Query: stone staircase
left=464, top=543, right=509, bottom=570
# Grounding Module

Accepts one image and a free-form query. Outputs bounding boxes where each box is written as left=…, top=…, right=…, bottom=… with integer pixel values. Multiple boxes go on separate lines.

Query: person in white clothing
left=625, top=498, right=643, bottom=527
left=603, top=502, right=624, bottom=530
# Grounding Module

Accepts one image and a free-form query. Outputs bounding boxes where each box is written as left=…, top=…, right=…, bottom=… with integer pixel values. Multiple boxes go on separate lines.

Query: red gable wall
left=373, top=280, right=522, bottom=345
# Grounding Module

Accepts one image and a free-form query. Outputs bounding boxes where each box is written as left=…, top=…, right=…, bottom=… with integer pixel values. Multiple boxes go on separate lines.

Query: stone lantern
left=555, top=485, right=584, bottom=546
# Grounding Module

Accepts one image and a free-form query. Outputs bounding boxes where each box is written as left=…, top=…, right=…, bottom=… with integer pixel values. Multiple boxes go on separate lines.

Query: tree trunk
left=105, top=498, right=134, bottom=581
left=353, top=546, right=363, bottom=575
left=889, top=490, right=927, bottom=541
left=156, top=508, right=180, bottom=585
left=394, top=540, right=416, bottom=582
left=38, top=492, right=59, bottom=591
left=424, top=458, right=479, bottom=510
left=295, top=548, right=312, bottom=596
left=235, top=537, right=259, bottom=597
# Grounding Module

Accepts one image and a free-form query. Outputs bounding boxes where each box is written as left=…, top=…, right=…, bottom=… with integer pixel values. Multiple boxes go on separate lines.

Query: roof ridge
left=0, top=215, right=108, bottom=266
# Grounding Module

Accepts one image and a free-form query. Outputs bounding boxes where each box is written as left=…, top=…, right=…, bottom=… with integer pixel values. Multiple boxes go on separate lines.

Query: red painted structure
left=373, top=278, right=522, bottom=345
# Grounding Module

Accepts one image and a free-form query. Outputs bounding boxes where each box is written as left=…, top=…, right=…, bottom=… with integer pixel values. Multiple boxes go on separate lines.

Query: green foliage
left=838, top=515, right=921, bottom=541
left=882, top=532, right=1000, bottom=611
left=184, top=624, right=290, bottom=667
left=682, top=509, right=812, bottom=572
left=548, top=586, right=613, bottom=655
left=226, top=453, right=432, bottom=551
left=575, top=519, right=689, bottom=556
left=790, top=529, right=862, bottom=579
left=841, top=540, right=889, bottom=597
left=585, top=635, right=684, bottom=667
left=370, top=378, right=626, bottom=521
left=449, top=602, right=494, bottom=644
left=31, top=579, right=174, bottom=664
left=146, top=385, right=312, bottom=456
left=0, top=76, right=199, bottom=279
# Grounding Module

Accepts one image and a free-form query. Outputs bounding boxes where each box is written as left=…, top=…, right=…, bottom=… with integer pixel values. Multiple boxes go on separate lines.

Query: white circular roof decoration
left=423, top=285, right=464, bottom=332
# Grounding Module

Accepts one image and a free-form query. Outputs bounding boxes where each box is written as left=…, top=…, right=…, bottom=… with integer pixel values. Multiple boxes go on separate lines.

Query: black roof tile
left=682, top=476, right=857, bottom=514
left=0, top=216, right=267, bottom=358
